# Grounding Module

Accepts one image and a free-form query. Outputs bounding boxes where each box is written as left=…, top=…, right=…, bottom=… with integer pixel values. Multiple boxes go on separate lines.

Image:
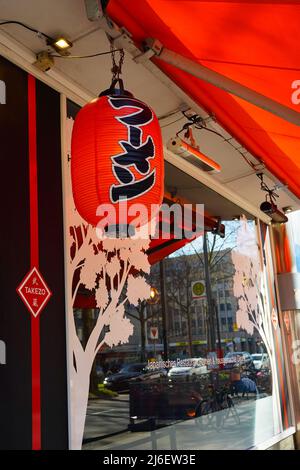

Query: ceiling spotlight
left=260, top=201, right=273, bottom=216
left=232, top=216, right=240, bottom=221
left=283, top=206, right=293, bottom=214
left=47, top=36, right=73, bottom=55
left=260, top=201, right=288, bottom=223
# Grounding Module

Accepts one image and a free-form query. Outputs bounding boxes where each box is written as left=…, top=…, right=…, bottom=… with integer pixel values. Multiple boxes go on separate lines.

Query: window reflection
left=79, top=217, right=278, bottom=450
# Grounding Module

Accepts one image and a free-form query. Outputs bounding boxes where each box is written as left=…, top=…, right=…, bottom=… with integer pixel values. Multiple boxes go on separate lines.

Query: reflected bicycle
left=194, top=385, right=240, bottom=431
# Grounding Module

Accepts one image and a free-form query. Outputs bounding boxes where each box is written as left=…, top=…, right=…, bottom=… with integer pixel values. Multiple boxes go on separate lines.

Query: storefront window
left=76, top=216, right=286, bottom=450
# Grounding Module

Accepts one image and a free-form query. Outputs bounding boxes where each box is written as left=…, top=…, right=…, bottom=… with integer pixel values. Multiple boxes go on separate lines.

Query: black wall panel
left=0, top=56, right=68, bottom=449
left=0, top=56, right=32, bottom=449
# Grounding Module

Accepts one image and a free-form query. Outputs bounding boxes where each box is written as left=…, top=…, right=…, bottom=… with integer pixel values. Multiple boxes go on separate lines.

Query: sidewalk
left=83, top=396, right=275, bottom=450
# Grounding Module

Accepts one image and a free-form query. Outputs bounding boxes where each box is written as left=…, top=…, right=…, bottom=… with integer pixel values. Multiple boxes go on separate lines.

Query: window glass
left=77, top=217, right=283, bottom=450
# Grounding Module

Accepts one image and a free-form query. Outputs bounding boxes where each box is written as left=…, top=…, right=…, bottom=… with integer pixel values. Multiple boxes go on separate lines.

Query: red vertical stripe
left=28, top=75, right=39, bottom=268
left=31, top=316, right=41, bottom=449
left=28, top=74, right=41, bottom=450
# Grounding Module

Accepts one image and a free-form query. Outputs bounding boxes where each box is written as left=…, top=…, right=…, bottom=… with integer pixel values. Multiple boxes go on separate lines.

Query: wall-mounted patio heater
left=167, top=136, right=221, bottom=173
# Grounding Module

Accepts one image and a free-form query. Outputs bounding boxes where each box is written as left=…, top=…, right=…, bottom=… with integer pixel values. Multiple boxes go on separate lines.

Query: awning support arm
left=143, top=38, right=300, bottom=127
left=95, top=15, right=300, bottom=126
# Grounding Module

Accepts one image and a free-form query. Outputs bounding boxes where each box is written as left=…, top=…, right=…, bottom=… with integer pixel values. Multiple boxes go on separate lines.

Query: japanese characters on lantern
left=71, top=92, right=164, bottom=233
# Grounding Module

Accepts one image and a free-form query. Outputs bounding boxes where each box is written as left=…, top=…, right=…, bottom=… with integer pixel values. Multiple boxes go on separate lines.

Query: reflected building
left=149, top=250, right=262, bottom=359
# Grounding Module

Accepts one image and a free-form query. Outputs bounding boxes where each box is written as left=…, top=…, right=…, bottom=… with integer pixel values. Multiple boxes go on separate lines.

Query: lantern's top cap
left=99, top=78, right=134, bottom=98
left=99, top=88, right=134, bottom=98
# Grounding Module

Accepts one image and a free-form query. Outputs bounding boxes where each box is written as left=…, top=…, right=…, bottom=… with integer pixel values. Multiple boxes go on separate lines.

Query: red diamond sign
left=17, top=267, right=52, bottom=318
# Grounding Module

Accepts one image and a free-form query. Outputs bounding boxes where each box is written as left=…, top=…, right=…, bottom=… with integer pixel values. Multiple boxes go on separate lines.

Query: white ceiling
left=0, top=0, right=299, bottom=217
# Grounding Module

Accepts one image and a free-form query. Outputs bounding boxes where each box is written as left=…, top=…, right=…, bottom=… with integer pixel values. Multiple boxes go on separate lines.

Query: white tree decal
left=231, top=216, right=281, bottom=433
left=64, top=117, right=152, bottom=449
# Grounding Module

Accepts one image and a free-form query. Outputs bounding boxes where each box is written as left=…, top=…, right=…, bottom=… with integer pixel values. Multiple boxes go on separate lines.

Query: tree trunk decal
left=64, top=117, right=152, bottom=449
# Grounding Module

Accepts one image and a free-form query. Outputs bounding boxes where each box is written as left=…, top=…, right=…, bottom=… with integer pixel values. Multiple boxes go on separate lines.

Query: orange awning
left=107, top=1, right=300, bottom=199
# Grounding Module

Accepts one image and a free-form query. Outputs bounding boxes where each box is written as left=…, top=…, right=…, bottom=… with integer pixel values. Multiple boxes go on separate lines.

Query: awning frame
left=147, top=41, right=300, bottom=127
left=96, top=15, right=300, bottom=126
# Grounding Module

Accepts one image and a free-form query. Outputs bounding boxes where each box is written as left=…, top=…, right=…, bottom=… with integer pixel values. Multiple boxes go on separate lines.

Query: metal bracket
left=133, top=48, right=156, bottom=64
left=133, top=38, right=164, bottom=64
left=34, top=51, right=54, bottom=72
left=143, top=38, right=164, bottom=56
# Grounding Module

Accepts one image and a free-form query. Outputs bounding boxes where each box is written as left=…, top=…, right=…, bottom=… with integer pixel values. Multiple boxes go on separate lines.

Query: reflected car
left=224, top=351, right=253, bottom=369
left=95, top=365, right=105, bottom=383
left=251, top=353, right=270, bottom=370
left=103, top=363, right=167, bottom=391
left=167, top=358, right=208, bottom=381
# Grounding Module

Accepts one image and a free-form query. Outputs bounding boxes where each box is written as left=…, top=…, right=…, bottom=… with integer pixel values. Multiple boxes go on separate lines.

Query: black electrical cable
left=0, top=20, right=120, bottom=59
left=51, top=49, right=122, bottom=59
left=0, top=20, right=52, bottom=40
left=160, top=116, right=185, bottom=128
left=195, top=124, right=257, bottom=169
left=177, top=111, right=259, bottom=171
left=194, top=124, right=225, bottom=140
left=158, top=108, right=183, bottom=121
left=257, top=173, right=279, bottom=204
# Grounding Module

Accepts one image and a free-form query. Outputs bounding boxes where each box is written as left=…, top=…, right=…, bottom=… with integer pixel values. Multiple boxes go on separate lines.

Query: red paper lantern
left=71, top=85, right=164, bottom=233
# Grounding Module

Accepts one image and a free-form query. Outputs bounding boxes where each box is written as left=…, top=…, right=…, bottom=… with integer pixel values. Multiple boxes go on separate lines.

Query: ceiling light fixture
left=47, top=36, right=73, bottom=55
left=167, top=136, right=221, bottom=172
left=283, top=206, right=293, bottom=214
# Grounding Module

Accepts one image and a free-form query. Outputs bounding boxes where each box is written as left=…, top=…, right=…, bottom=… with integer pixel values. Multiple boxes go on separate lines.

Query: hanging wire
left=160, top=116, right=185, bottom=128
left=158, top=108, right=183, bottom=120
left=257, top=173, right=279, bottom=204
left=0, top=20, right=52, bottom=40
left=51, top=49, right=122, bottom=59
left=176, top=110, right=261, bottom=171
left=110, top=39, right=125, bottom=81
